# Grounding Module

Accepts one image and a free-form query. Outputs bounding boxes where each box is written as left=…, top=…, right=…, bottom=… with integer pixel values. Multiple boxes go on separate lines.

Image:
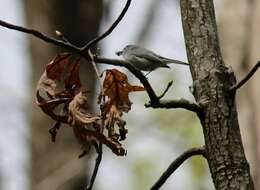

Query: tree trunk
left=180, top=0, right=254, bottom=189
left=24, top=1, right=103, bottom=190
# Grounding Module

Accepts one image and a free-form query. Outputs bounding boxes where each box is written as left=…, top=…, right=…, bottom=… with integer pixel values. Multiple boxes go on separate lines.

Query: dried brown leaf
left=104, top=104, right=127, bottom=141
left=36, top=91, right=70, bottom=123
left=36, top=53, right=82, bottom=123
left=103, top=69, right=145, bottom=112
left=46, top=53, right=81, bottom=94
left=65, top=63, right=81, bottom=94
left=73, top=125, right=126, bottom=156
left=46, top=53, right=71, bottom=80
left=37, top=72, right=56, bottom=97
left=68, top=91, right=100, bottom=126
left=97, top=69, right=144, bottom=152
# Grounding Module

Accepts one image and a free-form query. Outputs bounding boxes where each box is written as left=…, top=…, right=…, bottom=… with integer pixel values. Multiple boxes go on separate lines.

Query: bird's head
left=116, top=45, right=138, bottom=56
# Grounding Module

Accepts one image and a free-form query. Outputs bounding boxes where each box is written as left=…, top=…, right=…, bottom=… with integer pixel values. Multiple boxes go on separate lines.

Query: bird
left=116, top=45, right=188, bottom=71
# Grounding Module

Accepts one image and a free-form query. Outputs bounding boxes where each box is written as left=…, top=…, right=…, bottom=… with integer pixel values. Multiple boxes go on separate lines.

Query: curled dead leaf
left=36, top=53, right=81, bottom=123
left=36, top=91, right=70, bottom=123
left=46, top=53, right=71, bottom=80
left=37, top=72, right=56, bottom=97
left=104, top=104, right=127, bottom=141
left=68, top=91, right=100, bottom=126
left=74, top=126, right=126, bottom=156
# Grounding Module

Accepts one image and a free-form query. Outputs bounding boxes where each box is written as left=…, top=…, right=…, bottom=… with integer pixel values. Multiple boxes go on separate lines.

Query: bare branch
left=145, top=98, right=202, bottom=113
left=0, top=19, right=80, bottom=52
left=85, top=144, right=103, bottom=190
left=151, top=147, right=206, bottom=190
left=230, top=61, right=260, bottom=92
left=0, top=19, right=160, bottom=105
left=88, top=50, right=102, bottom=90
left=81, top=0, right=132, bottom=51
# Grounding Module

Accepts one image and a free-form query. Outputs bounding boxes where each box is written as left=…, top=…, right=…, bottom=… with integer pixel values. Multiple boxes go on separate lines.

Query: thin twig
left=145, top=98, right=202, bottom=113
left=55, top=30, right=70, bottom=43
left=85, top=144, right=103, bottom=190
left=81, top=0, right=132, bottom=52
left=230, top=61, right=260, bottom=92
left=151, top=147, right=206, bottom=190
left=0, top=20, right=80, bottom=52
left=88, top=49, right=102, bottom=90
left=158, top=80, right=173, bottom=99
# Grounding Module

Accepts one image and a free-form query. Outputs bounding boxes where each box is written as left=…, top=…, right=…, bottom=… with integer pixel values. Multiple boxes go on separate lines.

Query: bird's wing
left=133, top=51, right=163, bottom=63
left=131, top=47, right=189, bottom=66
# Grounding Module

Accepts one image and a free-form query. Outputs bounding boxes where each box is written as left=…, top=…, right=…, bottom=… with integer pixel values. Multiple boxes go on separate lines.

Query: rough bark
left=24, top=1, right=103, bottom=190
left=180, top=0, right=254, bottom=189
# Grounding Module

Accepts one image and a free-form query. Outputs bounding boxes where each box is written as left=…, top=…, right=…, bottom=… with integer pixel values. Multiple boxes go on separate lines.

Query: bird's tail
left=160, top=57, right=189, bottom=66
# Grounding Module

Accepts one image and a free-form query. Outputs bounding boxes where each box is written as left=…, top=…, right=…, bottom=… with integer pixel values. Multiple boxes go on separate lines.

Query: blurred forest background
left=0, top=0, right=259, bottom=190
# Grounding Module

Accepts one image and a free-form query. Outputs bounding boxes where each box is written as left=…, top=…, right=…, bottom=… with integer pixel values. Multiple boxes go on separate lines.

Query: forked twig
left=145, top=98, right=202, bottom=114
left=88, top=49, right=102, bottom=90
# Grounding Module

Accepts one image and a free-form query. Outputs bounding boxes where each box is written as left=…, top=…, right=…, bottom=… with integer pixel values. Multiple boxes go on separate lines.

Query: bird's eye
left=116, top=51, right=122, bottom=56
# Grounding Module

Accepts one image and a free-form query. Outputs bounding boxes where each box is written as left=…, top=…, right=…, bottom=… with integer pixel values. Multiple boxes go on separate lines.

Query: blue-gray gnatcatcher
left=116, top=45, right=188, bottom=71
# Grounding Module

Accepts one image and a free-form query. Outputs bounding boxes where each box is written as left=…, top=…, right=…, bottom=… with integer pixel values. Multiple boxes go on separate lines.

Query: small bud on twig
left=55, top=30, right=63, bottom=38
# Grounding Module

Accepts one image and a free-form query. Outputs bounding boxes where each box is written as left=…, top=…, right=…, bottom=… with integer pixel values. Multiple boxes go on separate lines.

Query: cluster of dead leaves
left=36, top=53, right=145, bottom=157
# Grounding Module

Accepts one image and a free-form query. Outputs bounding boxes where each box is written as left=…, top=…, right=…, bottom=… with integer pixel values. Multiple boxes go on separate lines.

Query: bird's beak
left=116, top=50, right=123, bottom=56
